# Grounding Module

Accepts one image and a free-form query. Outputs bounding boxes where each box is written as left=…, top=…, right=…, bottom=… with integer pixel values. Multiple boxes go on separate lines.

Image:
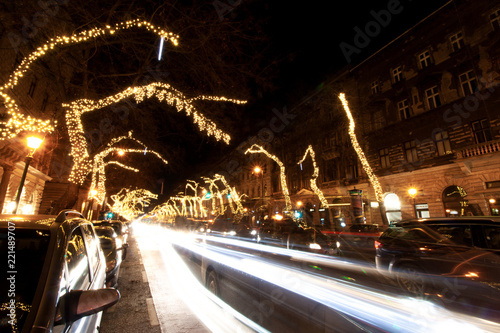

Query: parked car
left=258, top=215, right=338, bottom=255
left=94, top=226, right=126, bottom=288
left=0, top=210, right=119, bottom=333
left=94, top=220, right=129, bottom=259
left=375, top=217, right=500, bottom=318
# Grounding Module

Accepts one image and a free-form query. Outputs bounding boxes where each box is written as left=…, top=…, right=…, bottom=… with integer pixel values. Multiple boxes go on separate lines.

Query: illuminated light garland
left=213, top=174, right=245, bottom=215
left=87, top=132, right=168, bottom=203
left=202, top=176, right=226, bottom=216
left=66, top=82, right=245, bottom=184
left=185, top=180, right=202, bottom=218
left=110, top=188, right=158, bottom=220
left=245, top=144, right=291, bottom=212
left=298, top=145, right=329, bottom=208
left=0, top=19, right=179, bottom=141
left=339, top=93, right=383, bottom=202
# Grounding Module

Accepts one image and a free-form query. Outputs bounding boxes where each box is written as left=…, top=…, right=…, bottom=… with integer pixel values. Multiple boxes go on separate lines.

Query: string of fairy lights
left=110, top=188, right=158, bottom=221
left=339, top=93, right=383, bottom=202
left=0, top=19, right=179, bottom=140
left=298, top=145, right=329, bottom=208
left=87, top=132, right=168, bottom=204
left=65, top=81, right=246, bottom=184
left=245, top=144, right=292, bottom=212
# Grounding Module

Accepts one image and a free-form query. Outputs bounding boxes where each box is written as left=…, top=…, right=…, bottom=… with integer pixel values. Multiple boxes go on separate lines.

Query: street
left=99, top=223, right=500, bottom=333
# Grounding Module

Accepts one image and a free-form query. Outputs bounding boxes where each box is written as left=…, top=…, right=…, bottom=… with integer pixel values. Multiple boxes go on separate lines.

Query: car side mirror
left=60, top=288, right=120, bottom=323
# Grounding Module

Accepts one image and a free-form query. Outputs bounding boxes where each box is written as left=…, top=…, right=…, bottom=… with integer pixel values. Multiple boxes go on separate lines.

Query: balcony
left=457, top=139, right=500, bottom=158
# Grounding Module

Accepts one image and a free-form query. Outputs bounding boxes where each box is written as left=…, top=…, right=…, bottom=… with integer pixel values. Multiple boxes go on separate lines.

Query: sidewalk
left=100, top=227, right=208, bottom=333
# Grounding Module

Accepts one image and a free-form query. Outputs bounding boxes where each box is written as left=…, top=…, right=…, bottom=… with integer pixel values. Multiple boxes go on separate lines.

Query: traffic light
left=204, top=192, right=212, bottom=199
left=106, top=212, right=114, bottom=220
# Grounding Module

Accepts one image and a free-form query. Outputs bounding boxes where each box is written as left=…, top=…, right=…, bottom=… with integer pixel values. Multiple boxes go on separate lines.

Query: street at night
left=2, top=0, right=500, bottom=332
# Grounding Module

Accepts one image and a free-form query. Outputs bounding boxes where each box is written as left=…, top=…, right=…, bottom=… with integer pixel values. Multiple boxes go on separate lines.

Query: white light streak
left=158, top=36, right=164, bottom=61
left=136, top=224, right=500, bottom=333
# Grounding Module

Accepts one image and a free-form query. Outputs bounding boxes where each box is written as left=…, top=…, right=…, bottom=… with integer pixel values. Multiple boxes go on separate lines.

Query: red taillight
left=374, top=240, right=382, bottom=249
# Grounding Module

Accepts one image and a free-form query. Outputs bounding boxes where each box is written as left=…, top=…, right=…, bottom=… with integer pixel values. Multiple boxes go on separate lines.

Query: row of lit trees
left=148, top=94, right=387, bottom=221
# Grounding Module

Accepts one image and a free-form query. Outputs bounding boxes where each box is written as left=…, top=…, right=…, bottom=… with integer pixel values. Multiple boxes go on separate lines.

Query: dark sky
left=264, top=0, right=451, bottom=93
left=151, top=0, right=453, bottom=195
left=10, top=0, right=448, bottom=197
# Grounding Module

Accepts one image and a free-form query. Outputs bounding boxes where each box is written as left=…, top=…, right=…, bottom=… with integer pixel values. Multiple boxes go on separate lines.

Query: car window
left=382, top=226, right=444, bottom=243
left=428, top=225, right=473, bottom=247
left=0, top=228, right=51, bottom=332
left=81, top=224, right=101, bottom=278
left=66, top=227, right=91, bottom=290
left=484, top=226, right=500, bottom=250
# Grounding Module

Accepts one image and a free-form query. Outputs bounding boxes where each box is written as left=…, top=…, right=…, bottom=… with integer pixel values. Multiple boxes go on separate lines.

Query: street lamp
left=254, top=166, right=264, bottom=208
left=13, top=136, right=43, bottom=214
left=408, top=188, right=418, bottom=218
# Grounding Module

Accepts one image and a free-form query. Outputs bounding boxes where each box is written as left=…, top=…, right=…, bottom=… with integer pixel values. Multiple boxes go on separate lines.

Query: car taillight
left=374, top=240, right=382, bottom=249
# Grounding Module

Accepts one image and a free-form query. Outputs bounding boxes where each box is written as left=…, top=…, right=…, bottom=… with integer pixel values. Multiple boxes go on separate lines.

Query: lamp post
left=13, top=136, right=43, bottom=214
left=254, top=166, right=264, bottom=208
left=408, top=188, right=418, bottom=218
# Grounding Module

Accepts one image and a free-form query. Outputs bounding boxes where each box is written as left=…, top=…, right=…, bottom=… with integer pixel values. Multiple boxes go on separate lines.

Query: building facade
left=231, top=0, right=500, bottom=229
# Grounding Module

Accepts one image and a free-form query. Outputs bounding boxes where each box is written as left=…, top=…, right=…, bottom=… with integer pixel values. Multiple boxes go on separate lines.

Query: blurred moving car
left=94, top=226, right=127, bottom=288
left=258, top=215, right=337, bottom=255
left=339, top=224, right=384, bottom=248
left=94, top=220, right=129, bottom=259
left=0, top=210, right=119, bottom=332
left=375, top=217, right=500, bottom=318
left=207, top=216, right=257, bottom=240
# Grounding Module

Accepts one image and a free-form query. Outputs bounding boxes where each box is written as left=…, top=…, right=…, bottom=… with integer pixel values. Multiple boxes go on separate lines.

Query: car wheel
left=396, top=264, right=426, bottom=296
left=206, top=270, right=220, bottom=296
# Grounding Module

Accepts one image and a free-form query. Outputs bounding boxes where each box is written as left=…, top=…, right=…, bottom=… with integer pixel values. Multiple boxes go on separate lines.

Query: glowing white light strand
left=66, top=82, right=245, bottom=184
left=298, top=145, right=329, bottom=208
left=0, top=19, right=179, bottom=140
left=245, top=144, right=291, bottom=212
left=339, top=93, right=383, bottom=202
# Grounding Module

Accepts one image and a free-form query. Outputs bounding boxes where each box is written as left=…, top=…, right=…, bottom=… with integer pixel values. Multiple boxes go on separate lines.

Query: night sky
left=149, top=0, right=452, bottom=195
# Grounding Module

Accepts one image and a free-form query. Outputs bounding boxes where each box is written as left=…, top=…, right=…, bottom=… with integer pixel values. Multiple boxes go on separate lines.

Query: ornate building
left=231, top=0, right=500, bottom=228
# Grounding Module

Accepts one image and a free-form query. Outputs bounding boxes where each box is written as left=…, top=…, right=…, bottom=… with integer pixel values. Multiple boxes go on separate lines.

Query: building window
left=41, top=94, right=49, bottom=112
left=379, top=148, right=391, bottom=168
left=472, top=119, right=492, bottom=144
left=459, top=70, right=478, bottom=96
left=397, top=99, right=411, bottom=120
left=450, top=32, right=464, bottom=52
left=323, top=159, right=338, bottom=182
left=434, top=130, right=452, bottom=156
left=425, top=86, right=441, bottom=109
left=346, top=161, right=358, bottom=180
left=418, top=50, right=431, bottom=69
left=392, top=66, right=403, bottom=83
left=28, top=77, right=37, bottom=98
left=490, top=8, right=500, bottom=30
left=371, top=81, right=380, bottom=94
left=404, top=140, right=418, bottom=163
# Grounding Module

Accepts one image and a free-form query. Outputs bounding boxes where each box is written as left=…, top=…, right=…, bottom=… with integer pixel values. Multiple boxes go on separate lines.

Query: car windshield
left=0, top=228, right=51, bottom=332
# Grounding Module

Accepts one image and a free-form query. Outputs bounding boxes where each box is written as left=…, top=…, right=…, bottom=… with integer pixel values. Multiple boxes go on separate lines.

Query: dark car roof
left=392, top=217, right=500, bottom=226
left=0, top=213, right=92, bottom=232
